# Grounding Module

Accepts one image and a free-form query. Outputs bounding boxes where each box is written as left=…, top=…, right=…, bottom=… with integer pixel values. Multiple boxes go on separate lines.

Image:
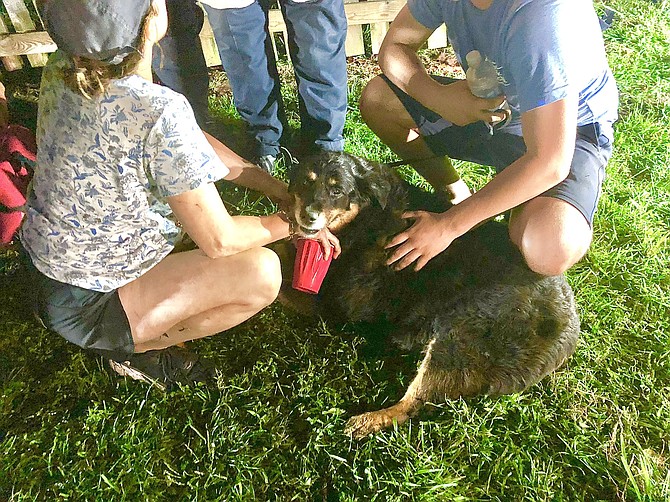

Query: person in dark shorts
left=22, top=0, right=339, bottom=390
left=359, top=0, right=618, bottom=276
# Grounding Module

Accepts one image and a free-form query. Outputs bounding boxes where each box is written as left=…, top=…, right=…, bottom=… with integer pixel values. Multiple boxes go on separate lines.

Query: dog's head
left=288, top=151, right=394, bottom=236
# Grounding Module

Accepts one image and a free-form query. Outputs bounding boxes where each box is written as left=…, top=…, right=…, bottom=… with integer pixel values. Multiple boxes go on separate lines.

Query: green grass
left=2, top=0, right=669, bottom=499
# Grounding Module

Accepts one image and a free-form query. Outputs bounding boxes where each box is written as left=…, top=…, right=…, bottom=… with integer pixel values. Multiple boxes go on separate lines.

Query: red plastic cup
left=292, top=238, right=333, bottom=294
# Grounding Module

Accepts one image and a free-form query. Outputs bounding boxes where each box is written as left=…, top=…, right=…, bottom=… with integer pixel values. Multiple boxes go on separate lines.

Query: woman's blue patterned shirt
left=21, top=53, right=228, bottom=292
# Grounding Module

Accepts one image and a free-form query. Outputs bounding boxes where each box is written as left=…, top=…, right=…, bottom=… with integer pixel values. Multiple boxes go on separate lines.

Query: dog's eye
left=330, top=188, right=345, bottom=197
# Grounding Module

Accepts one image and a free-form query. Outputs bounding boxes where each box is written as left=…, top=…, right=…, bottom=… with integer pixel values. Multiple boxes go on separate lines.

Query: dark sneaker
left=257, top=154, right=277, bottom=174
left=108, top=346, right=214, bottom=390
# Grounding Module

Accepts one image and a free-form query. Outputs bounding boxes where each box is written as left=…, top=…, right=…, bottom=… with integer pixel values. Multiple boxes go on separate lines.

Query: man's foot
left=442, top=179, right=473, bottom=205
left=257, top=154, right=277, bottom=175
left=257, top=148, right=299, bottom=175
left=108, top=346, right=215, bottom=390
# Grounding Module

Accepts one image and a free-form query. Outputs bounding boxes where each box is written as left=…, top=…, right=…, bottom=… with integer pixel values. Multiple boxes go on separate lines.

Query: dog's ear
left=351, top=157, right=393, bottom=209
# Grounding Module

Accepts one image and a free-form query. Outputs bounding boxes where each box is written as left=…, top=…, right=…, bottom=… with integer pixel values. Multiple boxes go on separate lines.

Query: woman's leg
left=118, top=246, right=282, bottom=352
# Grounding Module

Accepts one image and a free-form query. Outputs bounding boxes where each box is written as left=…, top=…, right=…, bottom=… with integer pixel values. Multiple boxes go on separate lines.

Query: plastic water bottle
left=465, top=50, right=509, bottom=134
left=466, top=50, right=502, bottom=98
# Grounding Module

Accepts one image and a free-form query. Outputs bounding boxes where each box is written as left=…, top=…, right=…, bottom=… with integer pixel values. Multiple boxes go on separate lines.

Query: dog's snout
left=304, top=205, right=321, bottom=222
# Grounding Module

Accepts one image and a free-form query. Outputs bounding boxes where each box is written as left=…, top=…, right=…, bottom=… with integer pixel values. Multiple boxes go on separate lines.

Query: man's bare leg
left=509, top=197, right=592, bottom=276
left=359, top=76, right=471, bottom=203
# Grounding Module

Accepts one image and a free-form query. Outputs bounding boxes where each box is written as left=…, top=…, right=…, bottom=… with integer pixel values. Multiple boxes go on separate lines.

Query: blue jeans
left=151, top=0, right=210, bottom=127
left=203, top=0, right=348, bottom=157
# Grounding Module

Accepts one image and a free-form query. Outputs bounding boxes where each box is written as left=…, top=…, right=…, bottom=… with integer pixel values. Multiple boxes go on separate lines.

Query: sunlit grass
left=1, top=0, right=669, bottom=499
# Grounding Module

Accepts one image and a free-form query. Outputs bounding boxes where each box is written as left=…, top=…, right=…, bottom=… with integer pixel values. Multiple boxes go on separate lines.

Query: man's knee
left=359, top=76, right=393, bottom=124
left=510, top=198, right=592, bottom=276
left=519, top=236, right=590, bottom=276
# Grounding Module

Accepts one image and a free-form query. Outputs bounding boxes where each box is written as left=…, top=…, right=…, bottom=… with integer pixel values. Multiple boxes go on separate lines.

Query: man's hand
left=385, top=210, right=461, bottom=271
left=437, top=80, right=508, bottom=127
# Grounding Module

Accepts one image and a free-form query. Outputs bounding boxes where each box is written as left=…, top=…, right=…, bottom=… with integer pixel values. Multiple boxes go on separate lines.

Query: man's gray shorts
left=380, top=75, right=614, bottom=226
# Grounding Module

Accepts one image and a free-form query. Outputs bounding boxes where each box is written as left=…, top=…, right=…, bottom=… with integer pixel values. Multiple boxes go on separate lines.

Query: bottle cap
left=466, top=50, right=482, bottom=68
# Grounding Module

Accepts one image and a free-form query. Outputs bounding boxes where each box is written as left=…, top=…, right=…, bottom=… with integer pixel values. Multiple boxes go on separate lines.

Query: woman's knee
left=247, top=247, right=282, bottom=305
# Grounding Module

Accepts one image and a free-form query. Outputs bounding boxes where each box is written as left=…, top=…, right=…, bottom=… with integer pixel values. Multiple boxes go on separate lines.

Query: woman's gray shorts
left=23, top=253, right=135, bottom=361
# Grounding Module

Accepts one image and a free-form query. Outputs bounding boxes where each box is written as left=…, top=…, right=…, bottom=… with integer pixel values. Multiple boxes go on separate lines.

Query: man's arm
left=379, top=5, right=505, bottom=127
left=387, top=95, right=578, bottom=271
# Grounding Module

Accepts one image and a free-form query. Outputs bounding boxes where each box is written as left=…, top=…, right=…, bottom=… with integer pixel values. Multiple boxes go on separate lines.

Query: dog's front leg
left=344, top=339, right=437, bottom=438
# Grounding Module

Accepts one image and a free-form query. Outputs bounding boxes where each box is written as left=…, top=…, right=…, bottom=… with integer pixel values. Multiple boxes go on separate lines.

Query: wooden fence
left=0, top=0, right=448, bottom=71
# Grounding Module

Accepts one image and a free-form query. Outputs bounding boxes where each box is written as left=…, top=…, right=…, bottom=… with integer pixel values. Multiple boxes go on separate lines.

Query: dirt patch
left=208, top=46, right=464, bottom=99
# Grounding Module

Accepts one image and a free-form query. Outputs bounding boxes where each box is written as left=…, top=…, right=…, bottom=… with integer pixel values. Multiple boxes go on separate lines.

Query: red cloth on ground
left=0, top=125, right=37, bottom=245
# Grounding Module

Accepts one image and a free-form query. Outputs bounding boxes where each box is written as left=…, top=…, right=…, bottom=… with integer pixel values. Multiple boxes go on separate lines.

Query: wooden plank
left=427, top=24, right=448, bottom=49
left=369, top=21, right=389, bottom=55
left=266, top=9, right=290, bottom=60
left=198, top=15, right=221, bottom=67
left=344, top=0, right=405, bottom=25
left=3, top=0, right=48, bottom=66
left=268, top=8, right=285, bottom=33
left=345, top=26, right=365, bottom=56
left=0, top=14, right=23, bottom=70
left=0, top=31, right=55, bottom=57
left=1, top=0, right=447, bottom=70
left=344, top=0, right=365, bottom=57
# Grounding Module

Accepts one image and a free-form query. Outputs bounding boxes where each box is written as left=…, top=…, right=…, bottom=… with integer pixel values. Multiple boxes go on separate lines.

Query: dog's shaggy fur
left=276, top=151, right=580, bottom=437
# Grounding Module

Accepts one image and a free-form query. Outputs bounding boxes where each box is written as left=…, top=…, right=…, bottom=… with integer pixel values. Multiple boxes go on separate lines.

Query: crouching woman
left=20, top=0, right=338, bottom=389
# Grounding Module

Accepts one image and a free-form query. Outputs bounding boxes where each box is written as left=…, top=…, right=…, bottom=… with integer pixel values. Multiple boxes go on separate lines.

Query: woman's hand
left=310, top=227, right=341, bottom=261
left=385, top=210, right=462, bottom=271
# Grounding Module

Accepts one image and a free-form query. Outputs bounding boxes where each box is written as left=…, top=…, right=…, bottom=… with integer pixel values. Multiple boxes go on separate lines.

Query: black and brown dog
left=275, top=151, right=579, bottom=438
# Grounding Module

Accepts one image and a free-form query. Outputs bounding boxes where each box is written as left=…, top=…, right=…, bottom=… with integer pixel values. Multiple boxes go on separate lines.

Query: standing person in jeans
left=359, top=0, right=618, bottom=276
left=200, top=0, right=348, bottom=173
left=151, top=0, right=211, bottom=127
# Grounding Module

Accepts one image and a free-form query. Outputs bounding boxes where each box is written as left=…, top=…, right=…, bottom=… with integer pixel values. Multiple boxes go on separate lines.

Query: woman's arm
left=203, top=131, right=291, bottom=208
left=167, top=180, right=341, bottom=260
left=167, top=182, right=291, bottom=259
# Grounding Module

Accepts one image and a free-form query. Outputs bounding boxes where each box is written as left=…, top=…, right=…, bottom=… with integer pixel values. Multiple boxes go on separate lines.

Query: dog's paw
left=344, top=409, right=409, bottom=439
